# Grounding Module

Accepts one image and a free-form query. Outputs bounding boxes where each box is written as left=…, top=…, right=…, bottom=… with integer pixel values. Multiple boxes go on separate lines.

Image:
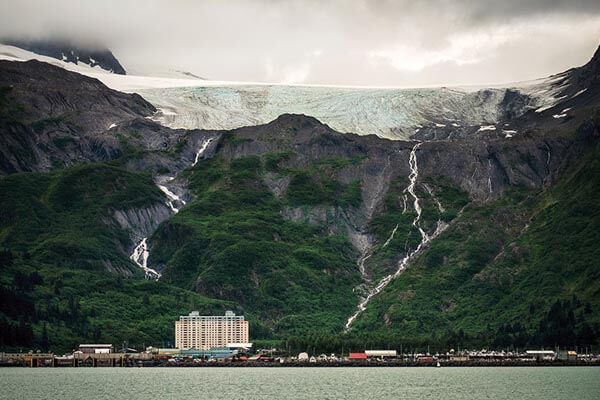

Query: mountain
left=0, top=60, right=153, bottom=173
left=0, top=45, right=599, bottom=353
left=2, top=39, right=126, bottom=75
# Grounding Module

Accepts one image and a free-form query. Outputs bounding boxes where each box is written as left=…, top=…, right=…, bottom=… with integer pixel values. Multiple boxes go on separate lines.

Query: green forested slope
left=352, top=141, right=600, bottom=350
left=0, top=164, right=228, bottom=353
left=150, top=155, right=362, bottom=336
left=1, top=122, right=599, bottom=354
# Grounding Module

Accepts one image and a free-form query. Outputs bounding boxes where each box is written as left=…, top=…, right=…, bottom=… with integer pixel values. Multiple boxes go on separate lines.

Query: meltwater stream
left=130, top=182, right=183, bottom=280
left=345, top=143, right=441, bottom=330
left=157, top=180, right=186, bottom=213
left=193, top=138, right=213, bottom=166
left=129, top=137, right=213, bottom=280
left=129, top=238, right=161, bottom=280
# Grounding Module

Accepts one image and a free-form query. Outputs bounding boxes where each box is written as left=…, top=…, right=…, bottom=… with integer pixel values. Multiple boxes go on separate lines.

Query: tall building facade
left=175, top=311, right=249, bottom=350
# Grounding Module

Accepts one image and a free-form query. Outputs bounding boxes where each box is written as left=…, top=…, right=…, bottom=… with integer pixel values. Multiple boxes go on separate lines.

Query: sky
left=1, top=0, right=600, bottom=87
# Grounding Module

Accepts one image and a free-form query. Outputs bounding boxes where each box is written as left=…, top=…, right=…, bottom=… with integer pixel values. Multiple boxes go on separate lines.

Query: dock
left=0, top=352, right=153, bottom=367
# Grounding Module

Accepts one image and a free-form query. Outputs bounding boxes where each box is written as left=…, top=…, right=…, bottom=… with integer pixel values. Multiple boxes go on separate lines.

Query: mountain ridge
left=2, top=38, right=127, bottom=74
left=0, top=46, right=599, bottom=351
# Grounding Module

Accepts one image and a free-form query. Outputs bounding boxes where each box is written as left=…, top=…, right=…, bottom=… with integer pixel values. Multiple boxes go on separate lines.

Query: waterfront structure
left=349, top=352, right=367, bottom=360
left=365, top=350, right=397, bottom=358
left=227, top=343, right=253, bottom=352
left=175, top=311, right=249, bottom=350
left=78, top=344, right=113, bottom=354
left=526, top=350, right=555, bottom=361
left=557, top=350, right=578, bottom=361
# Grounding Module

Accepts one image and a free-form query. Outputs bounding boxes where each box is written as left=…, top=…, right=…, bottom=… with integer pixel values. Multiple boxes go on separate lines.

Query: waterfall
left=129, top=138, right=214, bottom=279
left=129, top=137, right=213, bottom=280
left=130, top=238, right=161, bottom=280
left=406, top=143, right=429, bottom=242
left=128, top=181, right=181, bottom=279
left=345, top=142, right=441, bottom=330
left=193, top=138, right=213, bottom=166
left=401, top=194, right=408, bottom=214
left=157, top=183, right=186, bottom=213
left=487, top=159, right=493, bottom=195
left=382, top=224, right=399, bottom=248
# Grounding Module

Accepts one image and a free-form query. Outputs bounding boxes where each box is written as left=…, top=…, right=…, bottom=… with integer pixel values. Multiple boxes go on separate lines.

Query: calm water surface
left=1, top=367, right=599, bottom=399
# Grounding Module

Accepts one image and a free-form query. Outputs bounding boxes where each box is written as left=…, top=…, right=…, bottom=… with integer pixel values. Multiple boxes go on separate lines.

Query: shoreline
left=2, top=361, right=599, bottom=368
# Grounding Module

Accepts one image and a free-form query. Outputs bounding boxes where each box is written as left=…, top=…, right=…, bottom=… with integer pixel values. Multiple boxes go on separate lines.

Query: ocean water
left=1, top=367, right=598, bottom=399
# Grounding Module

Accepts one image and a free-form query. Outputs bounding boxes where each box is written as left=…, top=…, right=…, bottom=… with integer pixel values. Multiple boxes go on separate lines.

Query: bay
left=1, top=367, right=599, bottom=399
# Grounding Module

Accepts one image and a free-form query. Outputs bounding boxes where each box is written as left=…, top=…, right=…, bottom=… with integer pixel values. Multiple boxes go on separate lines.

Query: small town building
left=227, top=343, right=253, bottom=352
left=366, top=350, right=397, bottom=358
left=157, top=348, right=181, bottom=356
left=557, top=350, right=578, bottom=361
left=349, top=352, right=367, bottom=360
left=78, top=344, right=113, bottom=354
left=526, top=350, right=555, bottom=361
left=175, top=311, right=249, bottom=350
left=298, top=352, right=309, bottom=361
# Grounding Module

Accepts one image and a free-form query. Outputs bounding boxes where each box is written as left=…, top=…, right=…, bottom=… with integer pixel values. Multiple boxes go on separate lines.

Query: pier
left=0, top=352, right=153, bottom=367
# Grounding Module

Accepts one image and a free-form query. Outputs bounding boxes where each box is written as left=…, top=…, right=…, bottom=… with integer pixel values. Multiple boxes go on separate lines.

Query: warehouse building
left=175, top=311, right=249, bottom=350
left=366, top=350, right=397, bottom=358
left=78, top=344, right=114, bottom=354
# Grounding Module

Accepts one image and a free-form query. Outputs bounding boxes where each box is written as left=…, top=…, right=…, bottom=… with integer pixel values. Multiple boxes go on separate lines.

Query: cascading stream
left=345, top=142, right=436, bottom=330
left=130, top=181, right=181, bottom=280
left=193, top=138, right=213, bottom=166
left=130, top=238, right=161, bottom=280
left=382, top=224, right=399, bottom=248
left=129, top=137, right=213, bottom=280
left=157, top=183, right=186, bottom=213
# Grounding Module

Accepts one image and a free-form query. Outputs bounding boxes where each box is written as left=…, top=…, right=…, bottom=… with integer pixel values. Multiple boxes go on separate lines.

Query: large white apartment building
left=175, top=311, right=249, bottom=350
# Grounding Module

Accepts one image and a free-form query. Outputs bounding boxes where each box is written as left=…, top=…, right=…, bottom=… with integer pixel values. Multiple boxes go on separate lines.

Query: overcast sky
left=1, top=0, right=600, bottom=86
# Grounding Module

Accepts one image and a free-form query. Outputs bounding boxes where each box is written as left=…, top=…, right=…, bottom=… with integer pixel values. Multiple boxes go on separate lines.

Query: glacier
left=1, top=42, right=569, bottom=140
left=138, top=79, right=565, bottom=140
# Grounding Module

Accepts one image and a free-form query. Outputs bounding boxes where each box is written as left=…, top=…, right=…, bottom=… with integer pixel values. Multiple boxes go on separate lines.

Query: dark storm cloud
left=0, top=0, right=599, bottom=86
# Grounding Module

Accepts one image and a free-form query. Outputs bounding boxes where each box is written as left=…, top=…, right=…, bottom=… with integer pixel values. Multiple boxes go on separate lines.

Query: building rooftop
left=186, top=310, right=238, bottom=317
left=227, top=343, right=253, bottom=348
left=349, top=352, right=367, bottom=359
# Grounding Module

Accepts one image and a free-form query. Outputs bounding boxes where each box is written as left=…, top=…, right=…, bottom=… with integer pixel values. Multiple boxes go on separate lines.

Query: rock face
left=3, top=39, right=127, bottom=74
left=112, top=203, right=172, bottom=252
left=0, top=60, right=154, bottom=173
left=1, top=55, right=598, bottom=211
left=177, top=109, right=596, bottom=301
left=214, top=112, right=581, bottom=206
left=0, top=59, right=228, bottom=175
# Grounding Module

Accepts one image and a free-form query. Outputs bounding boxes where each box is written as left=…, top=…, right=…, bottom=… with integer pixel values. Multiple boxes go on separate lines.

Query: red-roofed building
left=349, top=352, right=367, bottom=360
